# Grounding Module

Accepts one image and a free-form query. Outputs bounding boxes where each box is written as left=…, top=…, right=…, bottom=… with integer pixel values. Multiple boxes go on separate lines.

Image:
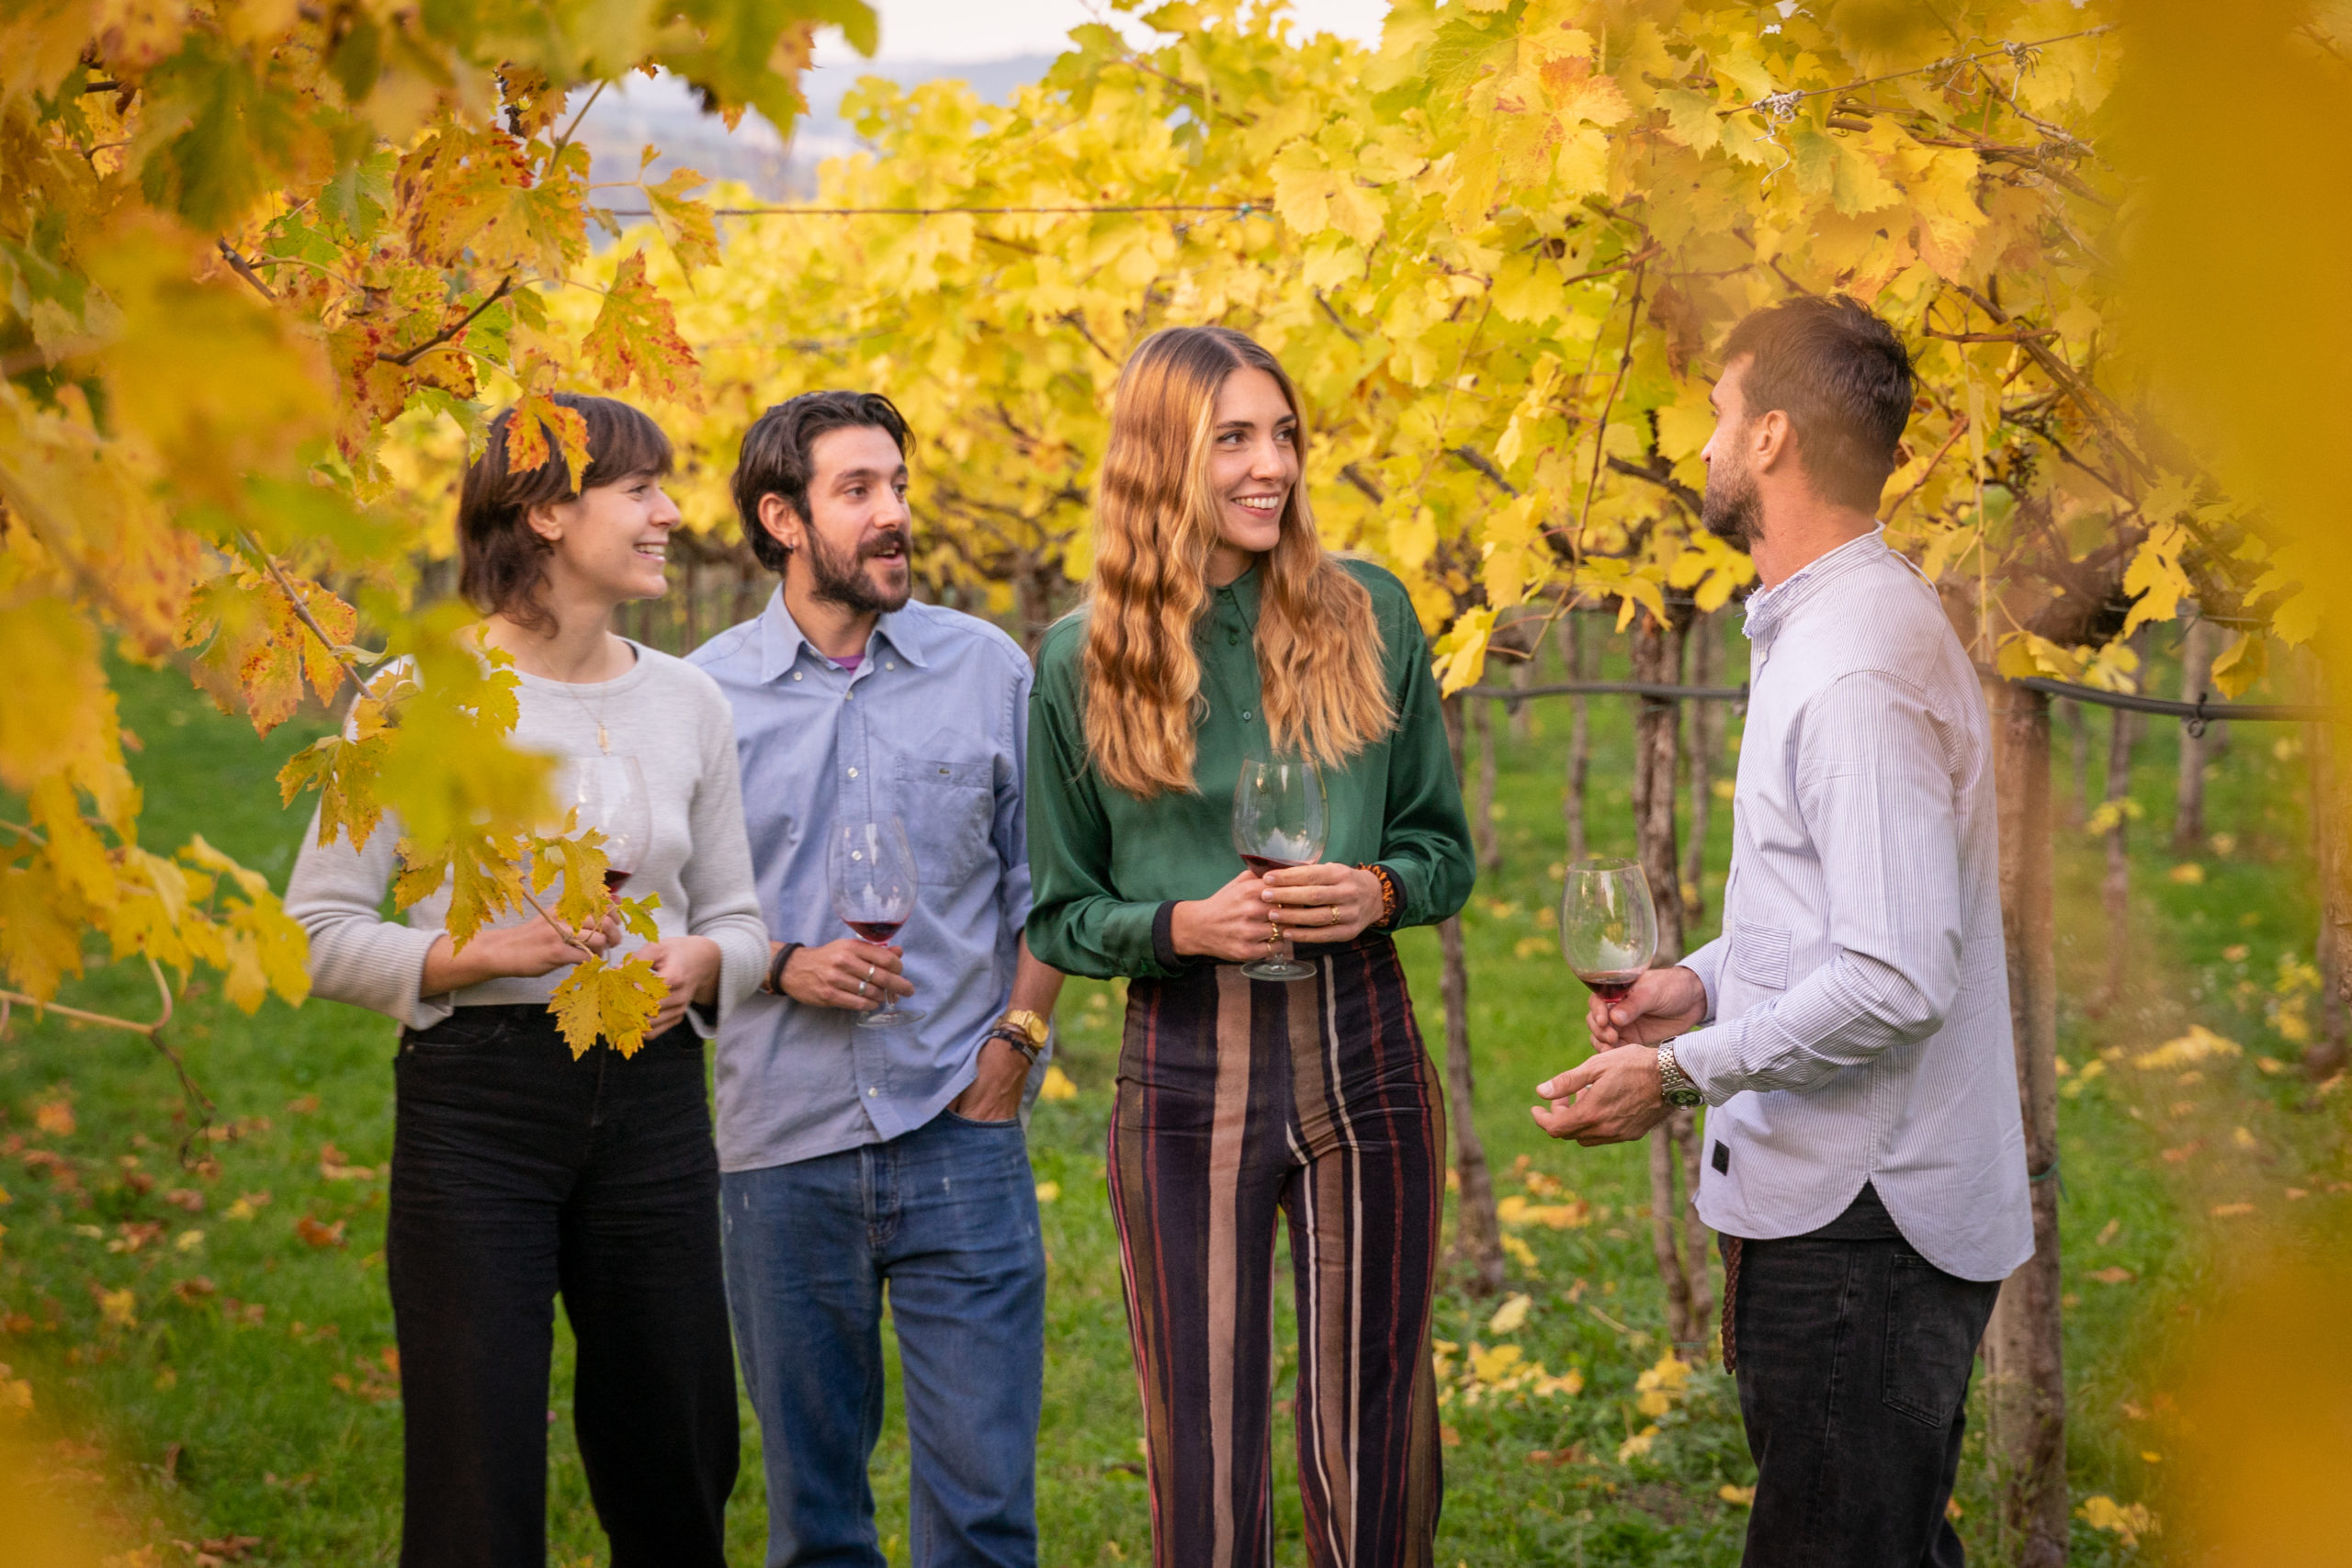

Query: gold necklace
left=535, top=637, right=621, bottom=754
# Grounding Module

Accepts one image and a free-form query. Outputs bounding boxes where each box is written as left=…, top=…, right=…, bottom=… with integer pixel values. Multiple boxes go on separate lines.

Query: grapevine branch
left=381, top=276, right=514, bottom=367
left=1722, top=26, right=2117, bottom=118
left=230, top=526, right=375, bottom=697
left=1576, top=259, right=1650, bottom=542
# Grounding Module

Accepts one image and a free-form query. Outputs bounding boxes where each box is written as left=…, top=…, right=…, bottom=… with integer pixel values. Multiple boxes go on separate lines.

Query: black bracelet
left=987, top=1026, right=1042, bottom=1063
left=764, top=942, right=802, bottom=996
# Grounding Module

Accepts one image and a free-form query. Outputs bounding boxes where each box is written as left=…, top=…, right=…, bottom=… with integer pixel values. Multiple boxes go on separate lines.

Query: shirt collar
left=1211, top=563, right=1262, bottom=623
left=756, top=587, right=931, bottom=682
left=1742, top=526, right=1887, bottom=645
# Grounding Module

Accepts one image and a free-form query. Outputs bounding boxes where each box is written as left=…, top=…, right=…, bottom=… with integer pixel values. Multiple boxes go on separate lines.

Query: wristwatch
left=1657, top=1041, right=1704, bottom=1109
left=988, top=1009, right=1050, bottom=1063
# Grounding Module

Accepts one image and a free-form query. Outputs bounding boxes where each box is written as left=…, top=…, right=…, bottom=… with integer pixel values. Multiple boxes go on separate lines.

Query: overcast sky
left=838, top=0, right=1389, bottom=62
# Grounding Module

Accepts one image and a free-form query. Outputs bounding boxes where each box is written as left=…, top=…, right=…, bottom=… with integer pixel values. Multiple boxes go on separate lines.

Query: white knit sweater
left=284, top=642, right=769, bottom=1032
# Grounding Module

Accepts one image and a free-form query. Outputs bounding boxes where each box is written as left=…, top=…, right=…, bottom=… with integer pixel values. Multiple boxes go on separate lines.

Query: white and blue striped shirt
left=1675, top=529, right=2034, bottom=1281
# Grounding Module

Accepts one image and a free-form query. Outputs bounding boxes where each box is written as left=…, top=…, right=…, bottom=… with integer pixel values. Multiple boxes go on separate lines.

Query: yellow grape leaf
left=1431, top=605, right=1496, bottom=695
left=1039, top=1063, right=1079, bottom=1101
left=278, top=731, right=390, bottom=851
left=534, top=825, right=615, bottom=930
left=1487, top=1292, right=1532, bottom=1335
left=0, top=600, right=114, bottom=793
left=548, top=953, right=667, bottom=1059
left=504, top=389, right=593, bottom=488
left=582, top=250, right=701, bottom=405
left=2208, top=630, right=2267, bottom=698
left=644, top=167, right=721, bottom=274
left=616, top=893, right=662, bottom=944
left=393, top=833, right=529, bottom=948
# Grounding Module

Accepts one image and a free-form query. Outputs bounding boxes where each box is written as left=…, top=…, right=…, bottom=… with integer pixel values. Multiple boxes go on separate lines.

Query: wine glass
left=828, top=817, right=924, bottom=1029
left=1231, top=756, right=1328, bottom=983
left=560, top=755, right=651, bottom=896
left=1560, top=858, right=1658, bottom=1014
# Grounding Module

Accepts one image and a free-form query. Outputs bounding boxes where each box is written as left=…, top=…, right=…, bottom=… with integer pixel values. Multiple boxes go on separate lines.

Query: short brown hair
left=1720, top=296, right=1915, bottom=510
left=729, top=390, right=910, bottom=574
left=458, top=394, right=673, bottom=631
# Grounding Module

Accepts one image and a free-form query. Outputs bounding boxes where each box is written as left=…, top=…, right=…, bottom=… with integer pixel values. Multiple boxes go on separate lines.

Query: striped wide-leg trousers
left=1109, top=935, right=1445, bottom=1568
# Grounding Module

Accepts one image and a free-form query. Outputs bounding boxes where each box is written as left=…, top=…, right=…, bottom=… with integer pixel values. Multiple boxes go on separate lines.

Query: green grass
left=1, top=642, right=2341, bottom=1564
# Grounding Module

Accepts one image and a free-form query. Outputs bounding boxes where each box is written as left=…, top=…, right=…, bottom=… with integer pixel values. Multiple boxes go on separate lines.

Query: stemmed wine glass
left=828, top=816, right=923, bottom=1029
left=560, top=755, right=652, bottom=896
left=1559, top=858, right=1659, bottom=1014
left=1232, top=756, right=1327, bottom=983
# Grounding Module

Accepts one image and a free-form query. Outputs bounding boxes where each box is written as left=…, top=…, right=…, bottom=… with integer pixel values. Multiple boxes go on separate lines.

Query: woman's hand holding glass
left=1170, top=872, right=1293, bottom=963
left=1258, top=863, right=1384, bottom=943
left=636, top=935, right=724, bottom=1036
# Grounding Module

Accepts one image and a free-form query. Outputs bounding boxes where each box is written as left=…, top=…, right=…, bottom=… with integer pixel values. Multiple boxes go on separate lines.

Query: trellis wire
left=1467, top=673, right=2337, bottom=729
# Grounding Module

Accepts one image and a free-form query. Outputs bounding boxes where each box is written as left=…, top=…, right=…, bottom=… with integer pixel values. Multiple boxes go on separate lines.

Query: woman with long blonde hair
left=1026, top=325, right=1475, bottom=1567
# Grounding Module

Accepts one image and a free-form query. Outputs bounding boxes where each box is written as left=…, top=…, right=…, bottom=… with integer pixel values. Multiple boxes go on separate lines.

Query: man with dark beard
left=1531, top=298, right=2030, bottom=1567
left=690, top=391, right=1063, bottom=1567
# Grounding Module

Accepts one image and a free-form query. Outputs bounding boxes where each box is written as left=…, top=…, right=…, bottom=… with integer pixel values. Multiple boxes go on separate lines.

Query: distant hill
left=577, top=55, right=1057, bottom=203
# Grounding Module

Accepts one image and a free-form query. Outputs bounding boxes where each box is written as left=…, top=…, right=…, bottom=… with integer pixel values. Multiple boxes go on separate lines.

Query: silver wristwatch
left=1657, top=1042, right=1704, bottom=1109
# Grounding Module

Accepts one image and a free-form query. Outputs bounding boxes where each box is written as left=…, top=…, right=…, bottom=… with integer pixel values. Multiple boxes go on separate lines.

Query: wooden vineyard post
left=2098, top=698, right=2140, bottom=1014
left=1681, top=611, right=1718, bottom=929
left=1629, top=608, right=1713, bottom=1354
left=2175, top=615, right=2217, bottom=849
left=1439, top=694, right=1507, bottom=1295
left=1985, top=679, right=2067, bottom=1566
left=1560, top=610, right=1591, bottom=864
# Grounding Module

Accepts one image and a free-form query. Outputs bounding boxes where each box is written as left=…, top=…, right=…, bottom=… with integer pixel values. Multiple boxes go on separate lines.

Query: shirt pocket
left=1729, top=920, right=1792, bottom=991
left=893, top=753, right=995, bottom=886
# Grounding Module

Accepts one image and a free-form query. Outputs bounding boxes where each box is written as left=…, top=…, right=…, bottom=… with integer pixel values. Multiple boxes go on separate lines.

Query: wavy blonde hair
left=1082, top=326, right=1393, bottom=798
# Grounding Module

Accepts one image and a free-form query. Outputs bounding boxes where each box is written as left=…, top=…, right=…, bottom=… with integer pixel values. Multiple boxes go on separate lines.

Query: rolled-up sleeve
left=1673, top=671, right=1963, bottom=1103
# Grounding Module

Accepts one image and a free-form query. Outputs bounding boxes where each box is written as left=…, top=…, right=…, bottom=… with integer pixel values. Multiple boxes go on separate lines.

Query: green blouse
left=1024, top=558, right=1476, bottom=981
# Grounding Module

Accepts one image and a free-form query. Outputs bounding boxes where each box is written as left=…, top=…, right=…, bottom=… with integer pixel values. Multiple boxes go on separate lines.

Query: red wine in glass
left=602, top=868, right=633, bottom=894
left=829, top=817, right=924, bottom=1029
left=1560, top=860, right=1659, bottom=1030
left=1576, top=969, right=1644, bottom=1002
left=1238, top=853, right=1303, bottom=877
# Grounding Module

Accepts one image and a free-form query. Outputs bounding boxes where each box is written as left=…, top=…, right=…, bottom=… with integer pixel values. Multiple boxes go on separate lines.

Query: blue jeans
left=722, top=1109, right=1046, bottom=1568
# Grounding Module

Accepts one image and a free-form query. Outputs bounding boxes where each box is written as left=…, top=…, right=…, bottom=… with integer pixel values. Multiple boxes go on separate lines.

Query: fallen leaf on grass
left=1039, top=1065, right=1079, bottom=1101
left=1034, top=1181, right=1061, bottom=1204
left=2087, top=1267, right=2135, bottom=1285
left=2161, top=1142, right=2203, bottom=1164
left=2209, top=1201, right=2256, bottom=1218
left=295, top=1215, right=346, bottom=1248
left=1487, top=1292, right=1532, bottom=1335
left=33, top=1102, right=74, bottom=1137
left=95, top=1286, right=136, bottom=1328
left=1616, top=1426, right=1659, bottom=1462
left=1719, top=1484, right=1755, bottom=1506
left=164, top=1188, right=204, bottom=1213
left=223, top=1191, right=270, bottom=1221
left=286, top=1094, right=320, bottom=1114
left=318, top=1143, right=375, bottom=1181
left=1440, top=1425, right=1461, bottom=1448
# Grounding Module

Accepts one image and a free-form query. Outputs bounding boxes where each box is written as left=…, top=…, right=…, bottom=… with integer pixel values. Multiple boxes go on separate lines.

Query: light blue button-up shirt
left=1672, top=528, right=2032, bottom=1282
left=688, top=589, right=1034, bottom=1172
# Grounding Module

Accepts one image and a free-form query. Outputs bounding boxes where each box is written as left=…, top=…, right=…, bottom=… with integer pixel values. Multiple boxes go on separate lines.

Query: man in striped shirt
left=1533, top=297, right=2032, bottom=1567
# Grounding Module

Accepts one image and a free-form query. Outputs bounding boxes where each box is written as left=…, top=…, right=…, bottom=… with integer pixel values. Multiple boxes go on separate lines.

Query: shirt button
left=792, top=671, right=804, bottom=682
left=847, top=767, right=859, bottom=778
left=865, top=1087, right=878, bottom=1098
left=1242, top=709, right=1253, bottom=721
left=1227, top=632, right=1238, bottom=646
left=885, top=660, right=896, bottom=671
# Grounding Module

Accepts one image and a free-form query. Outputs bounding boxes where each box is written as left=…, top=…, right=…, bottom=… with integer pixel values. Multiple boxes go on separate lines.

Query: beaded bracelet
left=1356, top=863, right=1400, bottom=930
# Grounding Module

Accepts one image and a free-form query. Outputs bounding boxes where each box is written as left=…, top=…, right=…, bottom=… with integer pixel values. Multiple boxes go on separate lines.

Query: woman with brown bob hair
left=285, top=392, right=768, bottom=1567
left=1026, top=327, right=1476, bottom=1567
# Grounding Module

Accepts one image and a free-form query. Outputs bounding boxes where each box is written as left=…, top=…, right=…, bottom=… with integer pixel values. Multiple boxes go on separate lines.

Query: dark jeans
left=1725, top=1191, right=2002, bottom=1568
left=722, top=1109, right=1046, bottom=1568
left=388, top=1004, right=739, bottom=1568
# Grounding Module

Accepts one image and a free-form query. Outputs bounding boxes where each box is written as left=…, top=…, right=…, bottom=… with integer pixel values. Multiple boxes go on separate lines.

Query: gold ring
left=1266, top=919, right=1283, bottom=942
left=1327, top=907, right=1339, bottom=926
